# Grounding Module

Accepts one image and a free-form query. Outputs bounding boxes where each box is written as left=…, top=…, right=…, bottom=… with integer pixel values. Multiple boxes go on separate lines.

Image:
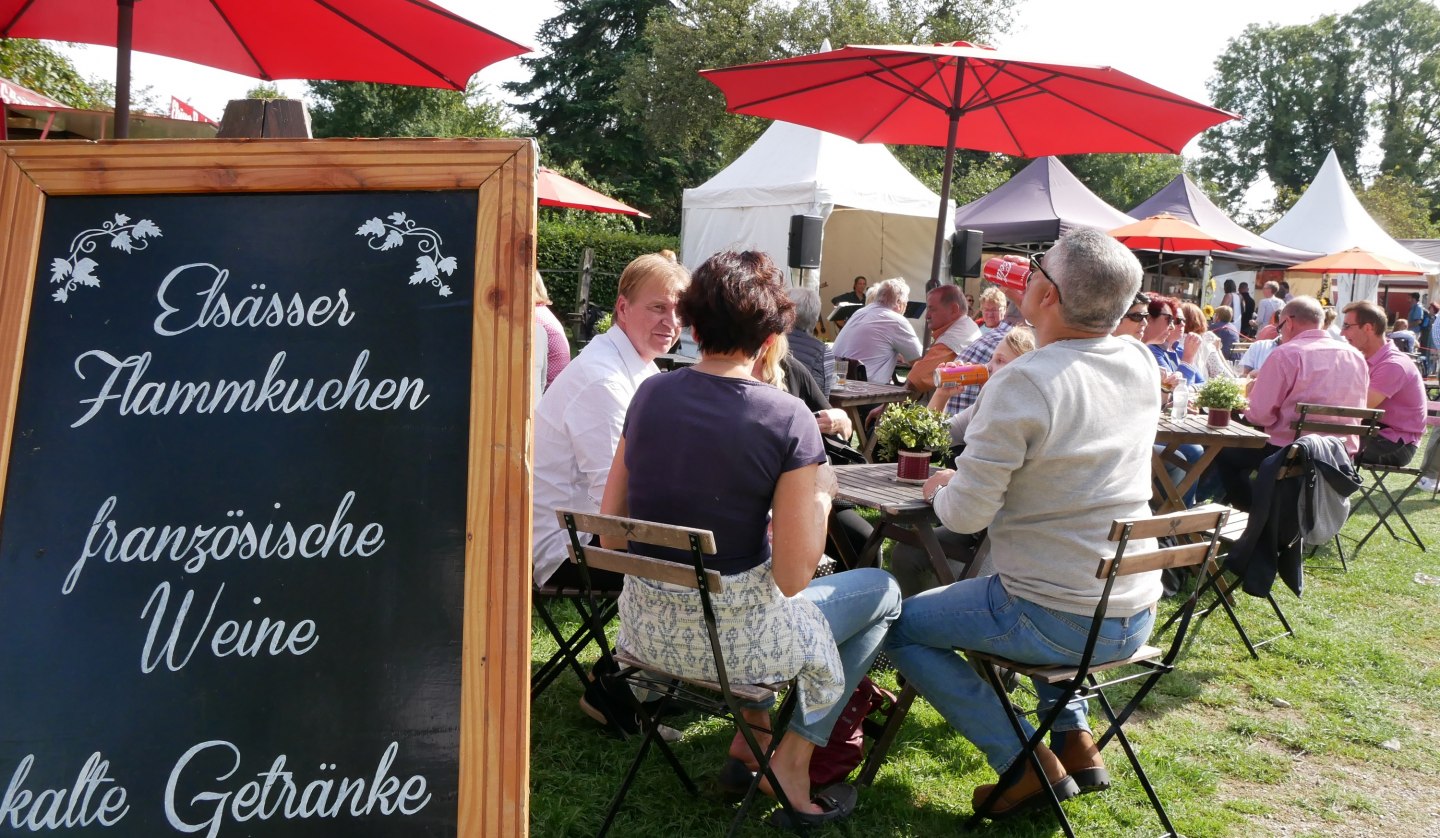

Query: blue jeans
left=885, top=574, right=1155, bottom=773
left=786, top=568, right=902, bottom=746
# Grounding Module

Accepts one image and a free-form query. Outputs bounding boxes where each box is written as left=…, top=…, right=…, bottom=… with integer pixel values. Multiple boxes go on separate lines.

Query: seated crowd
left=529, top=233, right=1433, bottom=826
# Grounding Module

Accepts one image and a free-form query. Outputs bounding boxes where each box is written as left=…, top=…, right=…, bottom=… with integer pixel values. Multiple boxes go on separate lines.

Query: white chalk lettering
left=70, top=349, right=428, bottom=428
left=140, top=583, right=320, bottom=673
left=64, top=493, right=384, bottom=595
left=153, top=263, right=355, bottom=337
left=0, top=753, right=128, bottom=830
left=166, top=741, right=429, bottom=838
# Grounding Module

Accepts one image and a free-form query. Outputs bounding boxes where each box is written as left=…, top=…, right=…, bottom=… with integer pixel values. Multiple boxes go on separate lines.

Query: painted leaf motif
left=439, top=285, right=453, bottom=297
left=381, top=230, right=403, bottom=251
left=411, top=255, right=438, bottom=285
left=50, top=257, right=72, bottom=283
left=110, top=231, right=134, bottom=252
left=388, top=211, right=408, bottom=225
left=113, top=213, right=130, bottom=226
left=53, top=287, right=68, bottom=303
left=437, top=256, right=457, bottom=275
left=71, top=258, right=98, bottom=286
left=357, top=218, right=385, bottom=237
left=131, top=219, right=161, bottom=239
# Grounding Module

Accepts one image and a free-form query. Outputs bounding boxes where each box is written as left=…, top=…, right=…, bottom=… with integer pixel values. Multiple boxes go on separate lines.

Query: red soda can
left=934, top=362, right=989, bottom=389
left=982, top=255, right=1031, bottom=291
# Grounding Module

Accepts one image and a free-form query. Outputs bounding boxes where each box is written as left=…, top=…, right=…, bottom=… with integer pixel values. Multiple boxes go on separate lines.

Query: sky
left=55, top=0, right=1383, bottom=153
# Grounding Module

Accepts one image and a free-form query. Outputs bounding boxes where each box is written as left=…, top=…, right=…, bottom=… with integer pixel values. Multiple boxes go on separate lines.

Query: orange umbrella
left=1108, top=212, right=1245, bottom=253
left=538, top=167, right=649, bottom=217
left=1285, top=247, right=1426, bottom=276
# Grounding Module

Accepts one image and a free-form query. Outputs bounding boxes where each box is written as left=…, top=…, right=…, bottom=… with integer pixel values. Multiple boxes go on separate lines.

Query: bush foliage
left=538, top=219, right=678, bottom=314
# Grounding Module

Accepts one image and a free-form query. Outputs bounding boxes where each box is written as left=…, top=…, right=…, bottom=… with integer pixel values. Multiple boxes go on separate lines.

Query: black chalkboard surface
left=0, top=190, right=476, bottom=835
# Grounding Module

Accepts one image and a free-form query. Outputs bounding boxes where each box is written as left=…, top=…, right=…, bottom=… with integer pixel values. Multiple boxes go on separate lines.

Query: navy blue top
left=623, top=368, right=825, bottom=574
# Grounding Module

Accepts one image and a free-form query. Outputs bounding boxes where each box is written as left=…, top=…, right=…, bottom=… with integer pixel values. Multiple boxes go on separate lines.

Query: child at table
left=929, top=327, right=1036, bottom=443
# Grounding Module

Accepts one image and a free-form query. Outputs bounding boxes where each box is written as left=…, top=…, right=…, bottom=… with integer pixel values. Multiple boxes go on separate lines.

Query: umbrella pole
left=928, top=112, right=961, bottom=290
left=113, top=0, right=134, bottom=139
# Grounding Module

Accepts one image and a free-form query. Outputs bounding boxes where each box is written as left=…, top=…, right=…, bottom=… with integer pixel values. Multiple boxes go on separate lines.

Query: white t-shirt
left=531, top=328, right=655, bottom=584
left=831, top=303, right=923, bottom=384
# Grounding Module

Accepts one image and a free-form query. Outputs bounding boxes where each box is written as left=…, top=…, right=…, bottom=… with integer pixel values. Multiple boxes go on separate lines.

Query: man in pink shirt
left=1342, top=301, right=1427, bottom=466
left=1212, top=296, right=1369, bottom=509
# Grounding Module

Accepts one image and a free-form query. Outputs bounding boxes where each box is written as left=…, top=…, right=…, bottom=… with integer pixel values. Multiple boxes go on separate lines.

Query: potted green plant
left=1193, top=377, right=1248, bottom=428
left=873, top=401, right=951, bottom=482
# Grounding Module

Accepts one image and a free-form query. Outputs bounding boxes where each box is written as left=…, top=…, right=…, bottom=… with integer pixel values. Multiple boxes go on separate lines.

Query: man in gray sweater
left=885, top=228, right=1162, bottom=820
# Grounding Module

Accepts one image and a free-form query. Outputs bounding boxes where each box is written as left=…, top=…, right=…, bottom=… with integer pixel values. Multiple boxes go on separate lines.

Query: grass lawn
left=530, top=482, right=1440, bottom=837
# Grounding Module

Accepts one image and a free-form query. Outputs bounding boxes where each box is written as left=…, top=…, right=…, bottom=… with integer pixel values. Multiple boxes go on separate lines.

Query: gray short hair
left=1043, top=228, right=1143, bottom=332
left=873, top=277, right=910, bottom=310
left=1282, top=296, right=1323, bottom=327
left=928, top=284, right=966, bottom=314
left=786, top=286, right=822, bottom=330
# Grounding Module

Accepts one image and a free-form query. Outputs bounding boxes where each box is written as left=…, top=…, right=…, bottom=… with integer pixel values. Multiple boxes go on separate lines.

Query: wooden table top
left=1155, top=413, right=1270, bottom=448
left=834, top=462, right=937, bottom=515
left=828, top=380, right=910, bottom=407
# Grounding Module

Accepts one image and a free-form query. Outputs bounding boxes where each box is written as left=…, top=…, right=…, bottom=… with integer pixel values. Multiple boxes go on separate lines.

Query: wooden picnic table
left=829, top=462, right=971, bottom=587
left=1153, top=411, right=1269, bottom=512
left=827, top=380, right=911, bottom=458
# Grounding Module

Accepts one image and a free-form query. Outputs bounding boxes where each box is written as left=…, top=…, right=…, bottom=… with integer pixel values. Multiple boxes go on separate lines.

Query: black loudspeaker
left=951, top=228, right=983, bottom=278
left=788, top=214, right=824, bottom=269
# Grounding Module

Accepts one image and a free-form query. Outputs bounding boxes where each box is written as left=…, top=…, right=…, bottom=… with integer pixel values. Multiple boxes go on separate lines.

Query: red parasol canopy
left=1286, top=247, right=1427, bottom=276
left=702, top=42, right=1237, bottom=284
left=0, top=0, right=530, bottom=137
left=538, top=167, right=649, bottom=217
left=1109, top=213, right=1245, bottom=254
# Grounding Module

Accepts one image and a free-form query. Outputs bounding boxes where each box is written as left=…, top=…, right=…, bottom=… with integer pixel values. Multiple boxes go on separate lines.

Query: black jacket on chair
left=1223, top=436, right=1362, bottom=598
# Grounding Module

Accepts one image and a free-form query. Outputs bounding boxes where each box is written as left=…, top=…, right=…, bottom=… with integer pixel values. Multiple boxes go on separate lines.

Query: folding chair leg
left=1354, top=474, right=1425, bottom=554
left=856, top=683, right=916, bottom=786
left=531, top=597, right=616, bottom=701
left=1092, top=689, right=1180, bottom=838
left=966, top=661, right=1077, bottom=838
left=595, top=677, right=699, bottom=838
left=725, top=691, right=799, bottom=838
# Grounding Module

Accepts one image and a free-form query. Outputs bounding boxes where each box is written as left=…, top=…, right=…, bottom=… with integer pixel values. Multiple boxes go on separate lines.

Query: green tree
left=1346, top=0, right=1440, bottom=191
left=616, top=0, right=1018, bottom=231
left=1062, top=154, right=1184, bottom=214
left=1198, top=17, right=1367, bottom=211
left=245, top=83, right=284, bottom=99
left=0, top=39, right=101, bottom=108
left=306, top=81, right=512, bottom=138
left=505, top=0, right=673, bottom=227
left=1357, top=172, right=1440, bottom=238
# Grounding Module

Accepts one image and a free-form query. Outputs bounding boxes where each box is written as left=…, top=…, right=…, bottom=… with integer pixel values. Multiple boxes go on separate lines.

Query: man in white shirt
left=532, top=253, right=689, bottom=588
left=831, top=277, right=923, bottom=384
left=1253, top=281, right=1283, bottom=332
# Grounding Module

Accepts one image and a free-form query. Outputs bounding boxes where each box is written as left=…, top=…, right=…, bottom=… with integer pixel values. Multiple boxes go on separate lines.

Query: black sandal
left=766, top=783, right=857, bottom=829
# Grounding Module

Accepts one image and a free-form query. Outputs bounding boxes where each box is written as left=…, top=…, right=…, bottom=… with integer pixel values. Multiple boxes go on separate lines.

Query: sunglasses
left=1122, top=311, right=1148, bottom=324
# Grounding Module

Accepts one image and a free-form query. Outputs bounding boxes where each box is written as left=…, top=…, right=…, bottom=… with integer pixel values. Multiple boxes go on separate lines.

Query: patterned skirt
left=616, top=560, right=844, bottom=725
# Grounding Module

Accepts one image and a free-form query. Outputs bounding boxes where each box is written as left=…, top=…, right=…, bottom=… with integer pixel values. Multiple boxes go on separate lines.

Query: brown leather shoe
left=971, top=743, right=1080, bottom=819
left=1052, top=729, right=1111, bottom=793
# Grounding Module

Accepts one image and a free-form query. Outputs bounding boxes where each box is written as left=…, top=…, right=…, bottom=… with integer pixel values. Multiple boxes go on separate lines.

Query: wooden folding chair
left=1344, top=400, right=1437, bottom=557
left=530, top=577, right=619, bottom=703
left=1291, top=402, right=1383, bottom=569
left=965, top=505, right=1232, bottom=838
left=557, top=509, right=806, bottom=838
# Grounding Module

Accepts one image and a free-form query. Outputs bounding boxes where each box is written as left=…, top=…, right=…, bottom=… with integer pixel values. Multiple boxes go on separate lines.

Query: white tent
left=681, top=119, right=954, bottom=326
left=1262, top=149, right=1439, bottom=306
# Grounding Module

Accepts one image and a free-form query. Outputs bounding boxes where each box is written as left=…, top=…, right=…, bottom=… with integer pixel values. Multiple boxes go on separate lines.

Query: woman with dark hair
left=1143, top=295, right=1203, bottom=385
left=601, top=250, right=901, bottom=826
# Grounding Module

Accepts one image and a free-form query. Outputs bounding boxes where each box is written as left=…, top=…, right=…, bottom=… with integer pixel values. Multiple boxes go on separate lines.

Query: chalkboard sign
left=0, top=140, right=536, bottom=837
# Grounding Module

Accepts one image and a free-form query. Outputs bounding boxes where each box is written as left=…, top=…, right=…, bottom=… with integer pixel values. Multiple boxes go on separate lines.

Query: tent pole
left=928, top=111, right=960, bottom=290
left=114, top=0, right=134, bottom=139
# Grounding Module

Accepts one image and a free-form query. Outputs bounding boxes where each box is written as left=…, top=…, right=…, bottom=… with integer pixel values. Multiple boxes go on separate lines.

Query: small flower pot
left=896, top=450, right=932, bottom=483
left=1206, top=407, right=1232, bottom=428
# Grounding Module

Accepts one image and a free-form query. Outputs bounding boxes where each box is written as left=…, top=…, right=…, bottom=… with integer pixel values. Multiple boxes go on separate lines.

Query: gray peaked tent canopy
left=950, top=156, right=1133, bottom=247
left=1129, top=174, right=1317, bottom=266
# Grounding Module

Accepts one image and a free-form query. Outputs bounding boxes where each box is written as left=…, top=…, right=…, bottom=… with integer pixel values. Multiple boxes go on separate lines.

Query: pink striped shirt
left=1246, top=330, right=1369, bottom=454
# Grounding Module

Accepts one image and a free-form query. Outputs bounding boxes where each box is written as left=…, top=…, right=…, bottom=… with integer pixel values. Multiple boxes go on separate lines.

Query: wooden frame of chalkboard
left=0, top=139, right=534, bottom=837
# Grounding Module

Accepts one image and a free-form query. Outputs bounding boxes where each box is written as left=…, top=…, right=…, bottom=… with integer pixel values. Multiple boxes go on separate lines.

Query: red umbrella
left=702, top=42, right=1236, bottom=285
left=538, top=167, right=649, bottom=217
left=1109, top=212, right=1244, bottom=274
left=0, top=0, right=529, bottom=137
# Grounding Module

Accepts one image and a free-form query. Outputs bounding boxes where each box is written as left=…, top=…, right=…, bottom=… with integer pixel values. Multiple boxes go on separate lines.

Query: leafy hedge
left=538, top=220, right=679, bottom=314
